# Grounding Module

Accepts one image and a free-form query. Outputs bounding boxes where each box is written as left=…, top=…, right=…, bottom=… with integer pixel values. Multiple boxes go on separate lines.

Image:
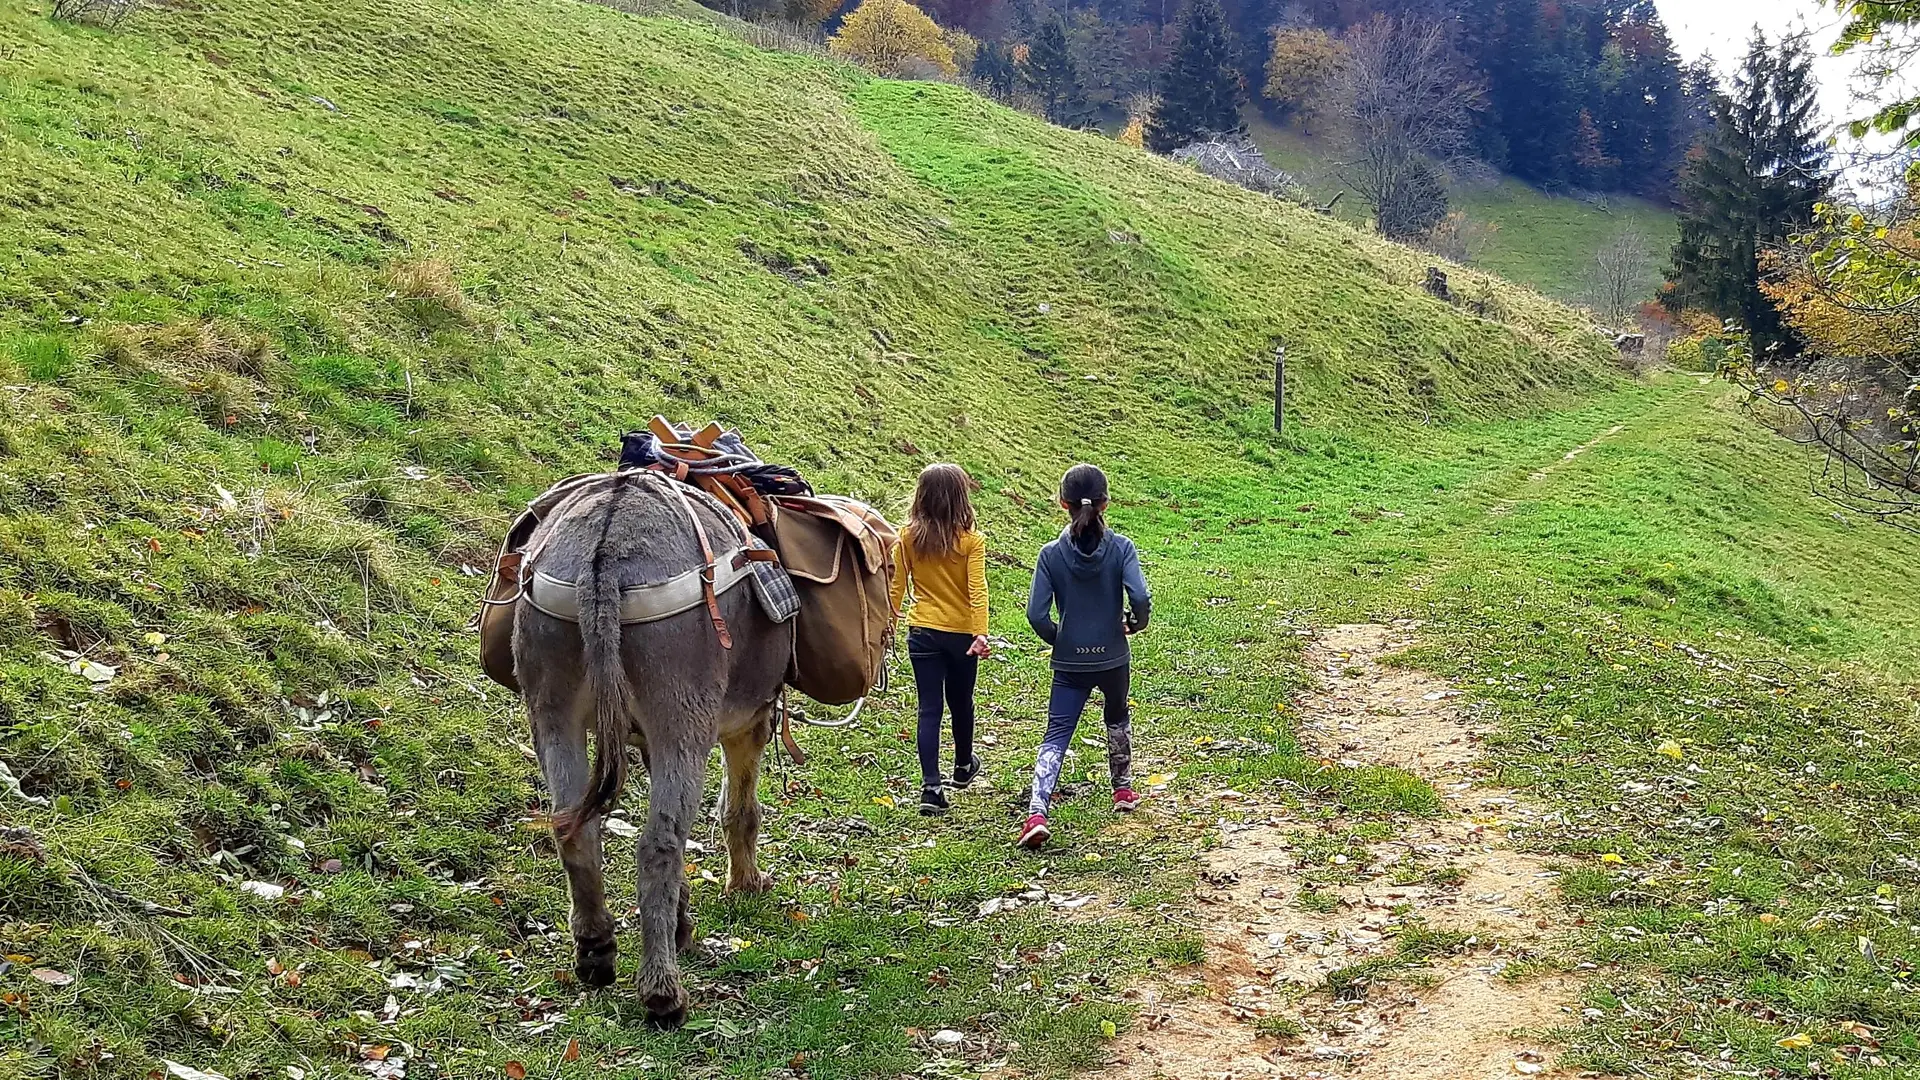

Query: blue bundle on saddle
left=617, top=428, right=813, bottom=497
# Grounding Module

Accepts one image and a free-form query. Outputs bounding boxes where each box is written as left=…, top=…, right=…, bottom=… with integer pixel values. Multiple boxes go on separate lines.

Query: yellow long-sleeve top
left=888, top=526, right=989, bottom=637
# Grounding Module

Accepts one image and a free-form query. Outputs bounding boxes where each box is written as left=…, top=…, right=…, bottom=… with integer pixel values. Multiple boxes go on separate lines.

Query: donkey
left=512, top=470, right=791, bottom=1026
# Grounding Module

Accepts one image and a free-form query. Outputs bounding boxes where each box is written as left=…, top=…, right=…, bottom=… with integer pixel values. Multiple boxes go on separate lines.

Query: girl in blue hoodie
left=1019, top=464, right=1152, bottom=849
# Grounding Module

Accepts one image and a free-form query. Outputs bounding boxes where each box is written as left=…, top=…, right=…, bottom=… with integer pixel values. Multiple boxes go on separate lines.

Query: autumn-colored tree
left=1722, top=175, right=1920, bottom=528
left=1117, top=93, right=1156, bottom=148
left=831, top=0, right=958, bottom=77
left=944, top=27, right=979, bottom=73
left=785, top=0, right=841, bottom=27
left=1263, top=27, right=1345, bottom=131
left=1763, top=181, right=1920, bottom=366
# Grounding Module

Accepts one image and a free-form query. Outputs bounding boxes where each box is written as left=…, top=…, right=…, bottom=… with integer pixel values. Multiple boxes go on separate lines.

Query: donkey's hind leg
left=527, top=673, right=619, bottom=989
left=634, top=737, right=707, bottom=1027
left=719, top=704, right=776, bottom=895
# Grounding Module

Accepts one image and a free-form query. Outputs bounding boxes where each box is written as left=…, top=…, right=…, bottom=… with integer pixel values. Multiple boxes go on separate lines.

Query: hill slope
left=1245, top=117, right=1679, bottom=304
left=6, top=2, right=1920, bottom=1080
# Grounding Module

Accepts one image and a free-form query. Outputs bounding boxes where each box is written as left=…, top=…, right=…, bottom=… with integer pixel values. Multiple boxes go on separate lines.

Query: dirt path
left=1107, top=623, right=1575, bottom=1079
left=1490, top=423, right=1627, bottom=514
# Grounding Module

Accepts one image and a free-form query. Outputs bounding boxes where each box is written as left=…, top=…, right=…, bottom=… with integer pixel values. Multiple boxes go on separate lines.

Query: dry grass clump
left=98, top=318, right=277, bottom=378
left=383, top=256, right=474, bottom=326
left=95, top=318, right=278, bottom=427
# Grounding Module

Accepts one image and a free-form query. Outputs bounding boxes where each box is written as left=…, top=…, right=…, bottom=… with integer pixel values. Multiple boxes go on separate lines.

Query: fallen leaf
left=503, top=1063, right=526, bottom=1080
left=1100, top=1019, right=1118, bottom=1038
left=164, top=1062, right=234, bottom=1080
left=1776, top=1033, right=1813, bottom=1050
left=562, top=1039, right=580, bottom=1063
left=30, top=968, right=74, bottom=987
left=1600, top=853, right=1625, bottom=865
left=1758, top=913, right=1780, bottom=925
left=871, top=795, right=895, bottom=808
left=1656, top=739, right=1684, bottom=760
left=68, top=658, right=117, bottom=684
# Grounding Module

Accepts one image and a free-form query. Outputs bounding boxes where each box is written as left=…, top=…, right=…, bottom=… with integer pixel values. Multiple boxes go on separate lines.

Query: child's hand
left=967, top=635, right=992, bottom=658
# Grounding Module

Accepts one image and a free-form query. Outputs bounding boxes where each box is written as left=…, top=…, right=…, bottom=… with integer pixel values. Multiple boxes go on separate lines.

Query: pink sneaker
left=1017, top=814, right=1051, bottom=849
left=1113, top=788, right=1141, bottom=812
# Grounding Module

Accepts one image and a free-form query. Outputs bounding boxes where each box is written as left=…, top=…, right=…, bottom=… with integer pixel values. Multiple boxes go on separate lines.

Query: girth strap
left=667, top=474, right=733, bottom=650
left=778, top=690, right=806, bottom=766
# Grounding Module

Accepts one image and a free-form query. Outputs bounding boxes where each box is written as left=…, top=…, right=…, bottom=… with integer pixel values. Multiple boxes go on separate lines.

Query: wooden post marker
left=1273, top=342, right=1286, bottom=434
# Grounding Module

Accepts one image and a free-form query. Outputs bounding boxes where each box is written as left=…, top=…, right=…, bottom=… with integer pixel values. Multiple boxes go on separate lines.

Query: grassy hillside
left=1245, top=116, right=1678, bottom=305
left=5, top=2, right=1920, bottom=1080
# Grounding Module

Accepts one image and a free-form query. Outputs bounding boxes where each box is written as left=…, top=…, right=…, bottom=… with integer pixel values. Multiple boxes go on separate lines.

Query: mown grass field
left=1244, top=116, right=1678, bottom=306
left=3, top=2, right=1918, bottom=1080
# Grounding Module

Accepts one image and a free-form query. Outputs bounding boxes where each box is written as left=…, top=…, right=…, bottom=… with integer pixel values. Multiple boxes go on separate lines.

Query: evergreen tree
left=973, top=38, right=1019, bottom=100
left=1666, top=31, right=1833, bottom=358
left=1593, top=3, right=1684, bottom=199
left=1145, top=0, right=1244, bottom=153
left=1021, top=17, right=1094, bottom=127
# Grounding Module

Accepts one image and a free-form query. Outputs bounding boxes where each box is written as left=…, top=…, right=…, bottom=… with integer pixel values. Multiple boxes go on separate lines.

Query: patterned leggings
left=1028, top=664, right=1132, bottom=816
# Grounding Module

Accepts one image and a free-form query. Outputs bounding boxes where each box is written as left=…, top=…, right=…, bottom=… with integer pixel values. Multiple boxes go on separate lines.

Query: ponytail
left=1059, top=464, right=1109, bottom=551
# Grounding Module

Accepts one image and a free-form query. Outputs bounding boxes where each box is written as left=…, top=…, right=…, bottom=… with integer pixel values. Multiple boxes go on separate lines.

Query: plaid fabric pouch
left=747, top=540, right=799, bottom=624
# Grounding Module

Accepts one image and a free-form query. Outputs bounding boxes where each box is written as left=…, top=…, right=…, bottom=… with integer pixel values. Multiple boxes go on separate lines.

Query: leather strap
left=667, top=477, right=732, bottom=650
left=778, top=691, right=806, bottom=765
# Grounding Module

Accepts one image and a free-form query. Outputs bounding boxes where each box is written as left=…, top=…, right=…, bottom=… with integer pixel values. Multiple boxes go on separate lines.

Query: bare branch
left=1326, top=16, right=1483, bottom=239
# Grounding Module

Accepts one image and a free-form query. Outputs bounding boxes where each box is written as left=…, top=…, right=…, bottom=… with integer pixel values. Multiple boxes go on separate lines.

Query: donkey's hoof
left=726, top=869, right=775, bottom=895
left=574, top=937, right=618, bottom=989
left=642, top=986, right=690, bottom=1029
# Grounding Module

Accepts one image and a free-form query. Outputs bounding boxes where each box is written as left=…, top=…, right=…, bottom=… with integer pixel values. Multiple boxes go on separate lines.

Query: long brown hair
left=907, top=462, right=975, bottom=557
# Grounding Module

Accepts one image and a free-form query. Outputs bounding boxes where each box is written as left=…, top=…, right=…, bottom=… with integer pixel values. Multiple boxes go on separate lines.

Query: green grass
left=2, top=2, right=1919, bottom=1080
left=1245, top=115, right=1678, bottom=305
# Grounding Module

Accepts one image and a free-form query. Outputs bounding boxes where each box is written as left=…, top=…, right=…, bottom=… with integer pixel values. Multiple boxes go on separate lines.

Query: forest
left=727, top=0, right=1716, bottom=204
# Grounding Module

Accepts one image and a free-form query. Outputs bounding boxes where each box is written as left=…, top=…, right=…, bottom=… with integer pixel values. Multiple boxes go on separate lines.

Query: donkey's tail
left=553, top=479, right=638, bottom=844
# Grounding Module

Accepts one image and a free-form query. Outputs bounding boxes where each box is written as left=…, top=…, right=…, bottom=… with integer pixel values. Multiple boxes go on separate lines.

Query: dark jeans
left=907, top=627, right=978, bottom=787
left=1028, top=664, right=1132, bottom=814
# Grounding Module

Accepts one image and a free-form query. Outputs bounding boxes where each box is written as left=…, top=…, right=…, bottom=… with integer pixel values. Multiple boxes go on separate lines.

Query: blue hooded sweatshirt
left=1026, top=527, right=1152, bottom=671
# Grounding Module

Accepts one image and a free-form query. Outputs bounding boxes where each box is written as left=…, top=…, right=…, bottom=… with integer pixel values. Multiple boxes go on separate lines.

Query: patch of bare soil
left=1106, top=623, right=1576, bottom=1079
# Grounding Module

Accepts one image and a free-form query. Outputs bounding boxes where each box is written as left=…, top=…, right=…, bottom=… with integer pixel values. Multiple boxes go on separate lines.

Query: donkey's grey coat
left=513, top=471, right=791, bottom=1026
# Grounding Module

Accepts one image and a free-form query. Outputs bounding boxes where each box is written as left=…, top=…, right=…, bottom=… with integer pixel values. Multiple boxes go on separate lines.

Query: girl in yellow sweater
left=890, top=463, right=991, bottom=815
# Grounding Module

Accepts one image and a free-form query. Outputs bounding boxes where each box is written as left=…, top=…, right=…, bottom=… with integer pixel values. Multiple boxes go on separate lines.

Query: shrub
left=829, top=0, right=956, bottom=78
